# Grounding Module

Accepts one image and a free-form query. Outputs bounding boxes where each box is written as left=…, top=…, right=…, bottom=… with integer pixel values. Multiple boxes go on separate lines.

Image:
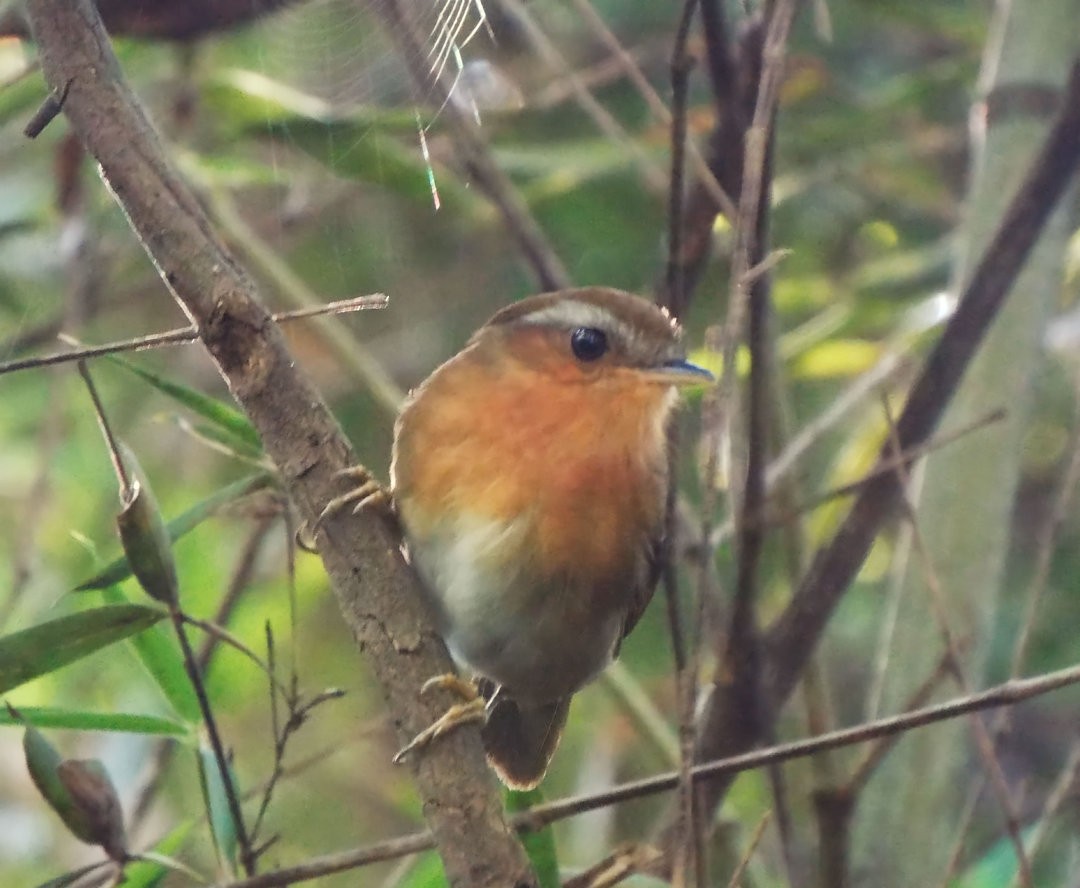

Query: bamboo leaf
left=75, top=472, right=274, bottom=592
left=0, top=705, right=188, bottom=736
left=21, top=722, right=126, bottom=857
left=0, top=604, right=165, bottom=694
left=107, top=357, right=262, bottom=451
left=196, top=742, right=239, bottom=874
left=505, top=789, right=559, bottom=888
left=115, top=445, right=179, bottom=607
left=100, top=587, right=201, bottom=724
left=121, top=822, right=199, bottom=888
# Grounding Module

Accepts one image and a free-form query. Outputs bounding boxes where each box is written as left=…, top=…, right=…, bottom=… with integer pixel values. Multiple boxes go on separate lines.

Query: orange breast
left=393, top=343, right=672, bottom=603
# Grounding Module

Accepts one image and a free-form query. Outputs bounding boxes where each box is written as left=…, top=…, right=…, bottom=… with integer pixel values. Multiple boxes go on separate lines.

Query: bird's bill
left=641, top=359, right=715, bottom=387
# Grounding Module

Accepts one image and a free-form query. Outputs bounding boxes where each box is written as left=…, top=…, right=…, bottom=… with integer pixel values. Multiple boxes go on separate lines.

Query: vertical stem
left=171, top=607, right=255, bottom=876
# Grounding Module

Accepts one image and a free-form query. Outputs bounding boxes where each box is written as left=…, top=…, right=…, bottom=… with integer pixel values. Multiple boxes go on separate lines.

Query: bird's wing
left=617, top=526, right=665, bottom=648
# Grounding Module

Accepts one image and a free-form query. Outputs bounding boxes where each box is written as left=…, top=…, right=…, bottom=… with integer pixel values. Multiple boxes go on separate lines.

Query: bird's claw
left=392, top=674, right=486, bottom=764
left=296, top=466, right=390, bottom=552
left=420, top=673, right=481, bottom=700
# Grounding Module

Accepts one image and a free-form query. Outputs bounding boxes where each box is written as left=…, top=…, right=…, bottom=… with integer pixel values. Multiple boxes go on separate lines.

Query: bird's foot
left=392, top=674, right=487, bottom=764
left=297, top=466, right=390, bottom=552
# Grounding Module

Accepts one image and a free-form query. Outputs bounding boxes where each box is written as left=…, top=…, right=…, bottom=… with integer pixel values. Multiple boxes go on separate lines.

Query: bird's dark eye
left=570, top=327, right=608, bottom=362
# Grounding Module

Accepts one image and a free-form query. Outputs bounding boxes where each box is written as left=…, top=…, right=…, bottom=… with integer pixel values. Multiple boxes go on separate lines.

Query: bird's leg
left=392, top=674, right=489, bottom=763
left=297, top=466, right=392, bottom=551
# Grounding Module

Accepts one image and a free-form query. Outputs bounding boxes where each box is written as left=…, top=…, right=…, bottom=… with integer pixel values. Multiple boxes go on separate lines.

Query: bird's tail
left=479, top=686, right=570, bottom=790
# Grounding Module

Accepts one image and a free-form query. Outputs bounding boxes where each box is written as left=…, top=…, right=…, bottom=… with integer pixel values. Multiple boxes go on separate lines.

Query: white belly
left=404, top=512, right=625, bottom=703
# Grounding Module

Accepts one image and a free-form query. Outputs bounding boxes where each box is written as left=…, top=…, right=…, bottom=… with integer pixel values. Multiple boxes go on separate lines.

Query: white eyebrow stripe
left=517, top=300, right=634, bottom=342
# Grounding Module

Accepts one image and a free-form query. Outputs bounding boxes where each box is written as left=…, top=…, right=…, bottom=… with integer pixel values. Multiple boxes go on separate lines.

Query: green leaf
left=100, top=587, right=201, bottom=724
left=116, top=444, right=179, bottom=607
left=200, top=68, right=466, bottom=209
left=196, top=742, right=239, bottom=875
left=23, top=724, right=68, bottom=828
left=22, top=723, right=126, bottom=857
left=32, top=861, right=111, bottom=888
left=273, top=118, right=472, bottom=210
left=791, top=338, right=882, bottom=379
left=0, top=705, right=188, bottom=736
left=179, top=417, right=266, bottom=462
left=395, top=852, right=449, bottom=888
left=75, top=472, right=273, bottom=592
left=505, top=788, right=558, bottom=888
left=202, top=67, right=417, bottom=135
left=0, top=604, right=166, bottom=694
left=496, top=138, right=634, bottom=180
left=106, top=357, right=262, bottom=452
left=950, top=827, right=1034, bottom=888
left=0, top=67, right=46, bottom=128
left=122, top=822, right=202, bottom=888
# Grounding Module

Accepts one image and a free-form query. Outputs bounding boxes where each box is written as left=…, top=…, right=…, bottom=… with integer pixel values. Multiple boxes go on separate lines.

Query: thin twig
left=705, top=406, right=1006, bottom=555
left=249, top=636, right=344, bottom=854
left=936, top=772, right=986, bottom=888
left=500, top=0, right=668, bottom=195
left=696, top=7, right=796, bottom=881
left=0, top=294, right=389, bottom=378
left=764, top=349, right=908, bottom=490
left=723, top=809, right=771, bottom=888
left=171, top=607, right=257, bottom=875
left=567, top=0, right=736, bottom=222
left=197, top=512, right=279, bottom=672
left=525, top=664, right=1080, bottom=828
left=880, top=396, right=1033, bottom=887
left=213, top=660, right=1080, bottom=888
left=761, top=408, right=1005, bottom=531
left=715, top=0, right=796, bottom=488
left=562, top=844, right=663, bottom=888
left=663, top=0, right=698, bottom=315
left=76, top=360, right=132, bottom=497
left=23, top=2, right=536, bottom=882
left=199, top=182, right=405, bottom=414
left=24, top=75, right=71, bottom=137
left=363, top=0, right=571, bottom=292
left=1006, top=359, right=1080, bottom=682
left=769, top=315, right=841, bottom=888
left=767, top=55, right=1080, bottom=707
left=845, top=649, right=954, bottom=795
left=183, top=614, right=289, bottom=699
left=658, top=0, right=754, bottom=311
left=663, top=2, right=704, bottom=882
left=1007, top=741, right=1080, bottom=887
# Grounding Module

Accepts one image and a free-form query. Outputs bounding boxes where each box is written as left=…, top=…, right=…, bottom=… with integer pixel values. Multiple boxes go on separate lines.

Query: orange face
left=395, top=321, right=675, bottom=592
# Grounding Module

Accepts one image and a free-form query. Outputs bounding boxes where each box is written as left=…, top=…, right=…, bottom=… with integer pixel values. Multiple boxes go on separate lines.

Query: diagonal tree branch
left=693, top=57, right=1080, bottom=822
left=22, top=2, right=536, bottom=886
left=766, top=58, right=1080, bottom=701
left=362, top=0, right=571, bottom=292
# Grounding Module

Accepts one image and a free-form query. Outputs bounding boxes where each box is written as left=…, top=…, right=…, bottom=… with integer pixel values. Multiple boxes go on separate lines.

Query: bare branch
left=747, top=53, right=1080, bottom=805
left=22, top=2, right=535, bottom=885
left=215, top=659, right=1080, bottom=887
left=677, top=52, right=1080, bottom=839
left=0, top=295, right=388, bottom=378
left=362, top=0, right=570, bottom=291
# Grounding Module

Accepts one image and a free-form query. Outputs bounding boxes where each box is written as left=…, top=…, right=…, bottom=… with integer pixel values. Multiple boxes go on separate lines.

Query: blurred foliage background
left=1, top=0, right=1079, bottom=885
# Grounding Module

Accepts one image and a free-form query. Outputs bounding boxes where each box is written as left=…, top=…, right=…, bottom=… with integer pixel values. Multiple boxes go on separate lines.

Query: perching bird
left=378, top=287, right=711, bottom=788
